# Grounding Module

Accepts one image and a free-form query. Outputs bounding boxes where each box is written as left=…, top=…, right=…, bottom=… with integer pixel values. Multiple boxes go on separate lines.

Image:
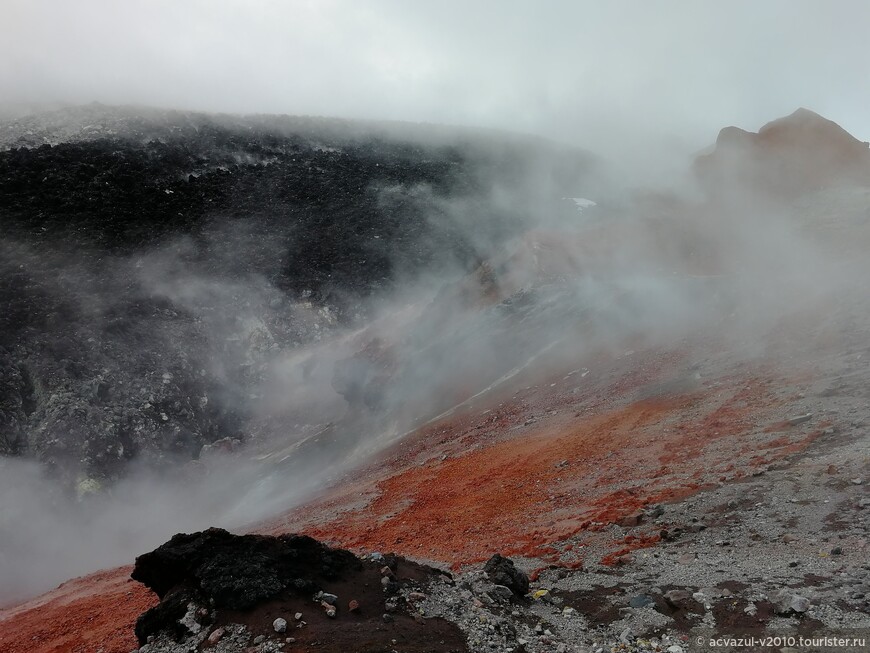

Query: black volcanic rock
left=483, top=553, right=529, bottom=597
left=131, top=528, right=467, bottom=651
left=131, top=528, right=359, bottom=643
left=0, top=105, right=596, bottom=485
left=131, top=527, right=358, bottom=608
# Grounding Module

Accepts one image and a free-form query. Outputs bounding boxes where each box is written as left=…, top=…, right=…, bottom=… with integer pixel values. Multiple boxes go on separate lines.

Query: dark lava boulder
left=131, top=528, right=359, bottom=643
left=131, top=528, right=468, bottom=652
left=483, top=553, right=529, bottom=597
left=131, top=527, right=358, bottom=608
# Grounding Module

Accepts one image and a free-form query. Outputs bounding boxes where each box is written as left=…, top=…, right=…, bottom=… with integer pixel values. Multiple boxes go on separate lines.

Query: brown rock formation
left=695, top=108, right=870, bottom=195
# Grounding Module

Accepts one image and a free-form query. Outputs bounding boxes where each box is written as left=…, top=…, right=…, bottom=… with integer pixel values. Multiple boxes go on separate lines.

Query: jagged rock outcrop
left=130, top=528, right=465, bottom=652
left=694, top=108, right=870, bottom=196
left=131, top=528, right=360, bottom=642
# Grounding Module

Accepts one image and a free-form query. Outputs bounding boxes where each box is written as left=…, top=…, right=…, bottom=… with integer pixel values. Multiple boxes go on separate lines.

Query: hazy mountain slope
left=2, top=108, right=870, bottom=653
left=0, top=104, right=596, bottom=487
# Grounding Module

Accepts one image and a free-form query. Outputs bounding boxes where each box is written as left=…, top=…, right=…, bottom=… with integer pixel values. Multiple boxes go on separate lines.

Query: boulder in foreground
left=131, top=528, right=466, bottom=652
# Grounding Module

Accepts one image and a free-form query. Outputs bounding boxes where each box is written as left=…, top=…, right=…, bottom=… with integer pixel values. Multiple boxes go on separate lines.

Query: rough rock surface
left=483, top=553, right=530, bottom=596
left=695, top=107, right=870, bottom=195
left=0, top=104, right=595, bottom=485
left=130, top=528, right=467, bottom=652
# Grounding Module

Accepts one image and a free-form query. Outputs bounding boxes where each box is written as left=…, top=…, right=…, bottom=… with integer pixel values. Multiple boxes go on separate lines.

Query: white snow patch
left=569, top=197, right=597, bottom=211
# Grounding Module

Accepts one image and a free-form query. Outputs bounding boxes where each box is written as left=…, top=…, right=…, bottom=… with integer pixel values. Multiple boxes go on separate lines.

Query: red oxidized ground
left=0, top=346, right=828, bottom=653
left=1, top=108, right=863, bottom=652
left=0, top=566, right=156, bottom=653
left=265, top=352, right=822, bottom=568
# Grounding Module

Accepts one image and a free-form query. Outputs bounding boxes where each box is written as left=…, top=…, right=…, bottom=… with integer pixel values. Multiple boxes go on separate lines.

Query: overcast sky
left=3, top=0, right=870, bottom=169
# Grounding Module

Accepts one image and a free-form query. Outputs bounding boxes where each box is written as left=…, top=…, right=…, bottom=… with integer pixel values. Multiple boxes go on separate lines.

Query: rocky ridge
left=694, top=108, right=870, bottom=196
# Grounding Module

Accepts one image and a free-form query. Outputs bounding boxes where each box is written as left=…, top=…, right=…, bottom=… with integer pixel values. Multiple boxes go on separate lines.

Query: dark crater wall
left=0, top=106, right=595, bottom=488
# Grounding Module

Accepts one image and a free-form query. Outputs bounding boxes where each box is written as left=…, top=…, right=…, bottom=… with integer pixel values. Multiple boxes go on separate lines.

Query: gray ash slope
left=0, top=104, right=597, bottom=488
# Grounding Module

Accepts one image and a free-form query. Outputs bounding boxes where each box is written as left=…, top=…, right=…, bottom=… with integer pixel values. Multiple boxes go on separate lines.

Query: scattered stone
left=663, top=589, right=693, bottom=608
left=207, top=627, right=225, bottom=644
left=488, top=585, right=514, bottom=601
left=382, top=613, right=393, bottom=623
left=315, top=591, right=338, bottom=605
left=773, top=590, right=811, bottom=615
left=787, top=413, right=813, bottom=426
left=348, top=599, right=360, bottom=612
left=629, top=594, right=655, bottom=608
left=321, top=601, right=337, bottom=618
left=293, top=612, right=302, bottom=621
left=273, top=618, right=286, bottom=633
left=408, top=592, right=427, bottom=603
left=483, top=554, right=529, bottom=596
left=791, top=595, right=811, bottom=613
left=178, top=603, right=202, bottom=635
left=253, top=635, right=265, bottom=645
left=618, top=511, right=645, bottom=528
left=677, top=553, right=696, bottom=564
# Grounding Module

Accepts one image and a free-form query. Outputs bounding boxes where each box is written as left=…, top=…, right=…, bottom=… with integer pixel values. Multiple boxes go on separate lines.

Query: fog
left=2, top=121, right=867, bottom=602
left=3, top=1, right=870, bottom=183
left=2, top=0, right=870, bottom=606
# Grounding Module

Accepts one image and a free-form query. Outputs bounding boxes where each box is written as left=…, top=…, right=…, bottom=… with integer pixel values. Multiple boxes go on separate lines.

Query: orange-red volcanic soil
left=0, top=566, right=156, bottom=653
left=0, top=349, right=828, bottom=653
left=263, top=351, right=825, bottom=571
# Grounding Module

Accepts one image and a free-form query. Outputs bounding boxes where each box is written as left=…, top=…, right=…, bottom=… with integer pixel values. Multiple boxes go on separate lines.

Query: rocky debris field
left=126, top=422, right=870, bottom=653
left=255, top=351, right=870, bottom=652
left=6, top=312, right=865, bottom=653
